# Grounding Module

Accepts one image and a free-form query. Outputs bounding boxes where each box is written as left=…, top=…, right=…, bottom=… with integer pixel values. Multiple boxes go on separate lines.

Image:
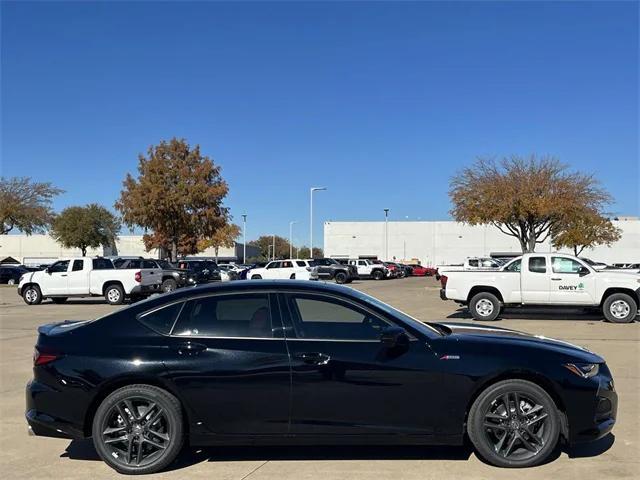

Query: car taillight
left=33, top=348, right=59, bottom=366
left=440, top=275, right=448, bottom=288
left=135, top=271, right=142, bottom=282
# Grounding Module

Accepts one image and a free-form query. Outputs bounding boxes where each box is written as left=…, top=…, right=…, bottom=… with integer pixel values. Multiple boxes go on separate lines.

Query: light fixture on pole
left=310, top=187, right=327, bottom=259
left=289, top=221, right=297, bottom=259
left=241, top=214, right=247, bottom=264
left=384, top=208, right=390, bottom=260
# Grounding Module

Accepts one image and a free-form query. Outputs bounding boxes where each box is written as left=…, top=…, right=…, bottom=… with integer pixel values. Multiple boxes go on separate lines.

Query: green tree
left=296, top=246, right=324, bottom=259
left=197, top=223, right=241, bottom=261
left=249, top=235, right=292, bottom=260
left=449, top=156, right=613, bottom=252
left=50, top=204, right=120, bottom=256
left=552, top=211, right=622, bottom=256
left=115, top=138, right=229, bottom=261
left=0, top=177, right=63, bottom=234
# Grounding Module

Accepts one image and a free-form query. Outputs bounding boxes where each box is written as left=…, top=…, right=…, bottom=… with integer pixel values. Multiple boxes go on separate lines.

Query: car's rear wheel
left=468, top=379, right=560, bottom=468
left=602, top=293, right=637, bottom=323
left=334, top=271, right=348, bottom=284
left=161, top=278, right=177, bottom=293
left=290, top=274, right=296, bottom=279
left=22, top=285, right=42, bottom=305
left=105, top=284, right=125, bottom=305
left=469, top=292, right=501, bottom=321
left=92, top=384, right=184, bottom=475
left=51, top=297, right=68, bottom=304
left=7, top=278, right=16, bottom=285
left=251, top=274, right=262, bottom=280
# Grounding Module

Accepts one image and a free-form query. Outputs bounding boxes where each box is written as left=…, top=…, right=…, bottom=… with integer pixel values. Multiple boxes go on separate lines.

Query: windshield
left=347, top=289, right=442, bottom=337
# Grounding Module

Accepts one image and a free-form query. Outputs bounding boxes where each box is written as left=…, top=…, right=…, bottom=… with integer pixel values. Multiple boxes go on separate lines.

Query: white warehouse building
left=323, top=218, right=639, bottom=266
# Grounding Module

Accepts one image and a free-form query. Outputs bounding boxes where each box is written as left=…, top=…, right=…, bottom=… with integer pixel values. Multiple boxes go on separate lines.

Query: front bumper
left=565, top=367, right=618, bottom=444
left=440, top=288, right=448, bottom=300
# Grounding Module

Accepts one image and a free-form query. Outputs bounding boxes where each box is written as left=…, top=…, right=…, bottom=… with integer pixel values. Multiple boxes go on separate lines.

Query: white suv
left=248, top=260, right=318, bottom=280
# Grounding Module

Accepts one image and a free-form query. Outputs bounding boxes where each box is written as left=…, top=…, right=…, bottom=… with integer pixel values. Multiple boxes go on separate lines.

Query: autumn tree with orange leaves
left=449, top=156, right=614, bottom=253
left=116, top=138, right=229, bottom=261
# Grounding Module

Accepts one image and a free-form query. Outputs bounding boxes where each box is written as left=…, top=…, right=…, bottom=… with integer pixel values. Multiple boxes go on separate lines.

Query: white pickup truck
left=18, top=257, right=162, bottom=305
left=435, top=257, right=504, bottom=279
left=441, top=253, right=640, bottom=323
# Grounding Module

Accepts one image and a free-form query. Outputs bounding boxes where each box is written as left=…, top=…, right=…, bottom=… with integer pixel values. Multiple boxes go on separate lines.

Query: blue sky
left=2, top=1, right=638, bottom=247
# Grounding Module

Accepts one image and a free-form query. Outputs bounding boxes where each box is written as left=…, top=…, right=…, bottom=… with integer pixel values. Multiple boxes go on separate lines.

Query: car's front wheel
left=334, top=272, right=348, bottom=284
left=602, top=293, right=637, bottom=323
left=92, top=384, right=184, bottom=475
left=22, top=285, right=42, bottom=305
left=372, top=270, right=384, bottom=281
left=468, top=379, right=560, bottom=468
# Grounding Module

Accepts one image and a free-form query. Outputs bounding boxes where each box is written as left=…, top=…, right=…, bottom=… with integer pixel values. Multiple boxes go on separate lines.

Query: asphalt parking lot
left=1, top=277, right=638, bottom=479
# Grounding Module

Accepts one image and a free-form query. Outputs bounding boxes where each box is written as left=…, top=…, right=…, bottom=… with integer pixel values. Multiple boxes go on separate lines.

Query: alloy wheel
left=25, top=288, right=38, bottom=303
left=482, top=391, right=550, bottom=460
left=100, top=397, right=171, bottom=467
left=107, top=289, right=121, bottom=303
left=609, top=300, right=630, bottom=320
left=476, top=299, right=494, bottom=317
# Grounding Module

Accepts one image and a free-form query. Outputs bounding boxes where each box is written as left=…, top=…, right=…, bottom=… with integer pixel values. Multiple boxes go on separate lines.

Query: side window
left=287, top=294, right=390, bottom=341
left=138, top=302, right=184, bottom=335
left=267, top=262, right=280, bottom=269
left=143, top=260, right=157, bottom=269
left=505, top=259, right=522, bottom=272
left=358, top=260, right=366, bottom=266
left=173, top=294, right=273, bottom=338
left=72, top=259, right=84, bottom=271
left=282, top=261, right=293, bottom=268
left=296, top=261, right=306, bottom=267
left=92, top=258, right=114, bottom=270
left=468, top=259, right=479, bottom=267
left=49, top=260, right=70, bottom=273
left=528, top=257, right=547, bottom=274
left=552, top=257, right=584, bottom=274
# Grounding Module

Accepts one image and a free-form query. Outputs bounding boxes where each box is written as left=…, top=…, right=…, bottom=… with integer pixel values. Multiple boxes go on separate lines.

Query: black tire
left=251, top=274, right=262, bottom=280
left=7, top=278, right=16, bottom=285
left=602, top=293, right=637, bottom=323
left=51, top=297, right=68, bottom=304
left=92, top=384, right=184, bottom=475
left=290, top=274, right=296, bottom=279
left=334, top=271, right=348, bottom=284
left=468, top=379, right=560, bottom=468
left=104, top=284, right=125, bottom=305
left=469, top=292, right=501, bottom=321
left=161, top=278, right=177, bottom=293
left=372, top=270, right=384, bottom=281
left=22, top=284, right=42, bottom=305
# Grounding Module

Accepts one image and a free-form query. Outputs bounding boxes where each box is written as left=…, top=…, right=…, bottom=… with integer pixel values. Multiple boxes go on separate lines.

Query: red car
left=409, top=264, right=436, bottom=276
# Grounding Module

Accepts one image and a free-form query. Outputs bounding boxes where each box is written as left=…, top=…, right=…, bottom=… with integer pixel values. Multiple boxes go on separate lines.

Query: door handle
left=176, top=342, right=208, bottom=356
left=60, top=274, right=68, bottom=277
left=295, top=352, right=331, bottom=365
left=551, top=278, right=561, bottom=281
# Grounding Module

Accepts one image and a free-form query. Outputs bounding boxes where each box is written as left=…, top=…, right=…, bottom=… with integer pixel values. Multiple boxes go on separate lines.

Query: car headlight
left=564, top=363, right=600, bottom=378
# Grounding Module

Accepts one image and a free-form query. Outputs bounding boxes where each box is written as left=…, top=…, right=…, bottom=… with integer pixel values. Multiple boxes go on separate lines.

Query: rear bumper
left=26, top=380, right=85, bottom=440
left=130, top=284, right=160, bottom=296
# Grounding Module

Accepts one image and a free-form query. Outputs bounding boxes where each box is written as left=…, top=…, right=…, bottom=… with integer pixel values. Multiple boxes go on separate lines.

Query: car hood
left=439, top=322, right=604, bottom=363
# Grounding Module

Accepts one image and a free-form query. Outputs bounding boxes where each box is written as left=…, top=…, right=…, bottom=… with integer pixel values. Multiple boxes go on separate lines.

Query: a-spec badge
left=440, top=355, right=461, bottom=360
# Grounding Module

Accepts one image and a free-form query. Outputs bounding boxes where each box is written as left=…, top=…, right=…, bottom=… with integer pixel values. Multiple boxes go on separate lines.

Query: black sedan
left=27, top=281, right=616, bottom=474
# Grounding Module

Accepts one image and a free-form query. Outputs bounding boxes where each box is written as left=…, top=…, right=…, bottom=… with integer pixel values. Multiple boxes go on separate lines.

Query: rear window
left=93, top=258, right=114, bottom=270
left=138, top=302, right=184, bottom=335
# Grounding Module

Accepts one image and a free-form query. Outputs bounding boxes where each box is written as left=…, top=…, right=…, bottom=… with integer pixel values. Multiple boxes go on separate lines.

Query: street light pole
left=289, top=221, right=297, bottom=259
left=241, top=214, right=247, bottom=264
left=272, top=234, right=276, bottom=260
left=384, top=208, right=390, bottom=260
left=310, top=187, right=327, bottom=259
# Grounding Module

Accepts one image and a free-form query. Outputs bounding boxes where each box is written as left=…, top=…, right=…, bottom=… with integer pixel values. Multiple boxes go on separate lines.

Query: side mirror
left=380, top=326, right=410, bottom=349
left=45, top=267, right=51, bottom=274
left=578, top=266, right=590, bottom=276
